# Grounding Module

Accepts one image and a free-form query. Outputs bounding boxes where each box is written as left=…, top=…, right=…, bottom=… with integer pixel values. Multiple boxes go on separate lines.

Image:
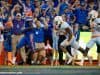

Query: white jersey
left=0, top=22, right=4, bottom=42
left=60, top=22, right=71, bottom=30
left=92, top=18, right=100, bottom=35
left=60, top=22, right=73, bottom=39
left=60, top=22, right=80, bottom=49
left=86, top=18, right=100, bottom=48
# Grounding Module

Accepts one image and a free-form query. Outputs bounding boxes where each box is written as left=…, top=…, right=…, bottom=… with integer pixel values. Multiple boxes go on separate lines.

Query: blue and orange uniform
left=16, top=17, right=35, bottom=56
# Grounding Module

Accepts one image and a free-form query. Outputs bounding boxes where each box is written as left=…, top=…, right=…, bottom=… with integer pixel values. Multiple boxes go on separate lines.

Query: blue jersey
left=16, top=21, right=35, bottom=51
left=33, top=27, right=44, bottom=43
left=74, top=8, right=88, bottom=25
left=24, top=21, right=34, bottom=37
left=59, top=2, right=68, bottom=15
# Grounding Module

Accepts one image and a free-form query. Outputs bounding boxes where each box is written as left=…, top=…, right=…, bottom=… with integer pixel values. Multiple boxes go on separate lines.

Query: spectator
left=23, top=0, right=34, bottom=16
left=0, top=1, right=11, bottom=23
left=38, top=7, right=47, bottom=19
left=71, top=0, right=80, bottom=9
left=41, top=0, right=48, bottom=10
left=53, top=0, right=59, bottom=7
left=11, top=3, right=23, bottom=19
left=87, top=0, right=98, bottom=11
left=58, top=0, right=69, bottom=15
left=33, top=20, right=46, bottom=64
left=73, top=1, right=89, bottom=31
left=13, top=16, right=34, bottom=64
left=33, top=0, right=41, bottom=8
left=33, top=8, right=40, bottom=19
left=47, top=8, right=57, bottom=24
left=44, top=16, right=53, bottom=46
left=12, top=13, right=26, bottom=64
left=63, top=5, right=76, bottom=25
left=3, top=18, right=13, bottom=65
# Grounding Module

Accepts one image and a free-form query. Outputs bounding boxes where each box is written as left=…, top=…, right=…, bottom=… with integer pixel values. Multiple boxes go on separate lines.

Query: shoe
left=31, top=61, right=36, bottom=65
left=79, top=63, right=84, bottom=66
left=67, top=58, right=73, bottom=65
left=12, top=57, right=16, bottom=65
left=83, top=50, right=88, bottom=57
left=36, top=61, right=41, bottom=65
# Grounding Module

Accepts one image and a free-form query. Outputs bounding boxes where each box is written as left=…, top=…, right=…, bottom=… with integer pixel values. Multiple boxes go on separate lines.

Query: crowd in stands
left=0, top=0, right=99, bottom=65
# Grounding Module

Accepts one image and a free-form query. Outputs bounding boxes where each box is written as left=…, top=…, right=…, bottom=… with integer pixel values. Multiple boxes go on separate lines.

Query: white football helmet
left=88, top=10, right=98, bottom=19
left=54, top=16, right=63, bottom=26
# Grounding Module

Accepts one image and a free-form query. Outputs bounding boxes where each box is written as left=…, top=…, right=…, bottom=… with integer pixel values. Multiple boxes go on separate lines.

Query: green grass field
left=0, top=65, right=100, bottom=75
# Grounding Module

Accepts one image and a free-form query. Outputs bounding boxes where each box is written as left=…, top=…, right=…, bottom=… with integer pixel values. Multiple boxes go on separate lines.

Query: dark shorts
left=16, top=36, right=35, bottom=51
left=96, top=44, right=100, bottom=53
